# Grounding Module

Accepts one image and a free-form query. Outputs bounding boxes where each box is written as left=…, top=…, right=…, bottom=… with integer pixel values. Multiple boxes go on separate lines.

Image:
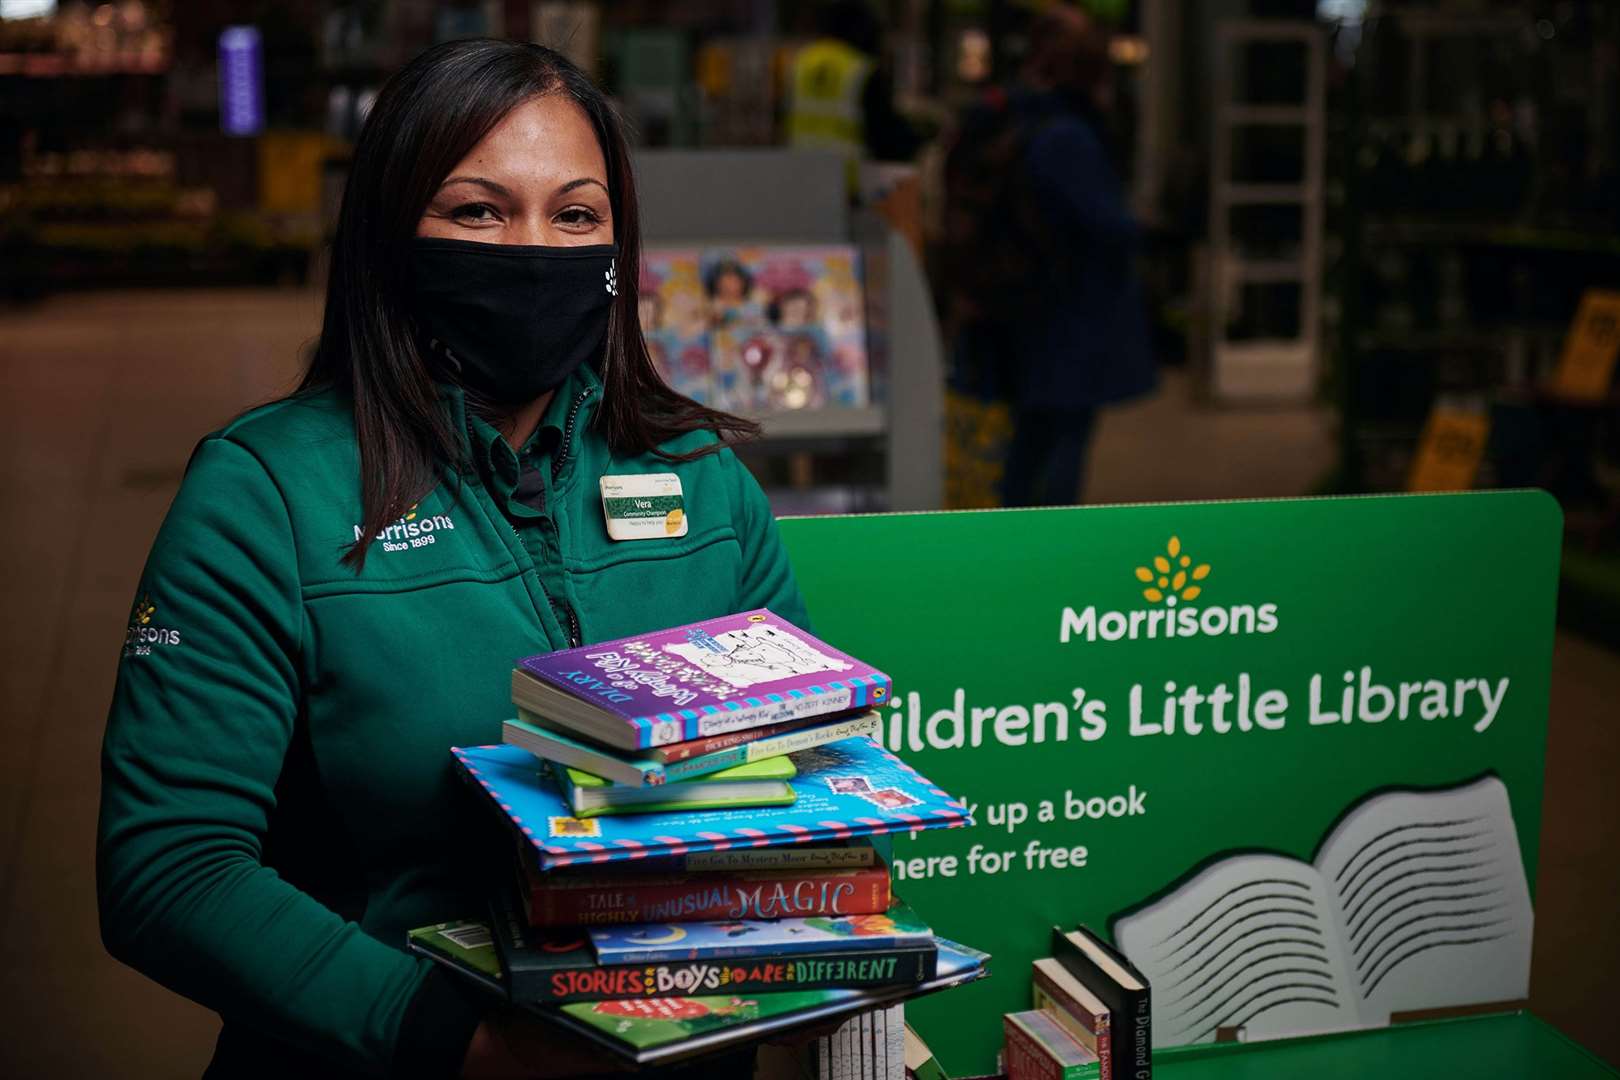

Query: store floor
left=0, top=289, right=1614, bottom=1075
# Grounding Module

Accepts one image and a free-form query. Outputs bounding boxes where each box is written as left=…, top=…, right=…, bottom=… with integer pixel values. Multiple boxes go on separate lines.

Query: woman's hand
left=462, top=1010, right=637, bottom=1078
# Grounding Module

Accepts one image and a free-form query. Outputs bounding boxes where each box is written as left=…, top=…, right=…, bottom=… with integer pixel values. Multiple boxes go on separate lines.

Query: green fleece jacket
left=97, top=363, right=808, bottom=1078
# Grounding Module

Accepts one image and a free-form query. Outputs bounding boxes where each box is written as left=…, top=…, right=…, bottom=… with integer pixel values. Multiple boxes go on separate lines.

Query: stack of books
left=409, top=611, right=987, bottom=1068
left=1002, top=927, right=1152, bottom=1080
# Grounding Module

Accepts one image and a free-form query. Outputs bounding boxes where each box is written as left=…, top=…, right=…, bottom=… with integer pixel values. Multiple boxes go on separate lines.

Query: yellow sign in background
left=1549, top=289, right=1620, bottom=401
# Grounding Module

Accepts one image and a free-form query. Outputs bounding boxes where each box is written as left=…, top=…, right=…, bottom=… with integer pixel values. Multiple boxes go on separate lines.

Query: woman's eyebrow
left=439, top=175, right=512, bottom=197
left=559, top=177, right=609, bottom=196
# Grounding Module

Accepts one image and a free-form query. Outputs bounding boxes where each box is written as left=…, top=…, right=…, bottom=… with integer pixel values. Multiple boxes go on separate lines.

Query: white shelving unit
left=1207, top=20, right=1326, bottom=403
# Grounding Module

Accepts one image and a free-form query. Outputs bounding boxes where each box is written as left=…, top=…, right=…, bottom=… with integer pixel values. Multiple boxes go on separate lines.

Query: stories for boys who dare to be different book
left=452, top=735, right=971, bottom=870
left=410, top=919, right=988, bottom=1066
left=486, top=888, right=936, bottom=1004
left=510, top=610, right=891, bottom=751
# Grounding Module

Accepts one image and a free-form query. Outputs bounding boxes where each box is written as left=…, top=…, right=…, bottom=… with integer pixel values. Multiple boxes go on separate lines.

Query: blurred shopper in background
left=785, top=0, right=923, bottom=165
left=943, top=6, right=1155, bottom=507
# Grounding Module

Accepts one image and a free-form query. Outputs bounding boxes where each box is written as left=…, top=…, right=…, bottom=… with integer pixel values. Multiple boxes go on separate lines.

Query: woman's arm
left=97, top=435, right=484, bottom=1077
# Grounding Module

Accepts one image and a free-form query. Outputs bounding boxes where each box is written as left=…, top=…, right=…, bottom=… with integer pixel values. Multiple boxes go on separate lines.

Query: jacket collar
left=440, top=363, right=602, bottom=487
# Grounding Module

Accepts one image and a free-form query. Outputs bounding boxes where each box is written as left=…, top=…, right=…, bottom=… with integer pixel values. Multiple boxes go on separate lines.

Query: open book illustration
left=1113, top=776, right=1532, bottom=1047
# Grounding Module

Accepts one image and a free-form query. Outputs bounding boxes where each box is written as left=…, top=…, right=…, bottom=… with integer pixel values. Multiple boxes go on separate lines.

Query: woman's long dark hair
left=304, top=39, right=759, bottom=569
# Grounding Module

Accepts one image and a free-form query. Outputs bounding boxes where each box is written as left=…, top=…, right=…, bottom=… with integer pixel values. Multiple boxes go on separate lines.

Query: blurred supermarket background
left=1, top=0, right=1618, bottom=1075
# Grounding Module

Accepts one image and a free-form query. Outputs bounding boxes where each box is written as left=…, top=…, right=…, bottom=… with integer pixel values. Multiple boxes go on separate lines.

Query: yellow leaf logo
left=1134, top=537, right=1211, bottom=606
left=134, top=595, right=156, bottom=625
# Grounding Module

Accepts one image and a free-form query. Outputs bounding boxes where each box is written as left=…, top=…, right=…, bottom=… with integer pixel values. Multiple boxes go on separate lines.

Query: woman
left=97, top=40, right=807, bottom=1079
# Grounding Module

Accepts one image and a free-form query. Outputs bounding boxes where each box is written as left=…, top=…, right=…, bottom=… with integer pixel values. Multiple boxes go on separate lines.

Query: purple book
left=510, top=610, right=892, bottom=751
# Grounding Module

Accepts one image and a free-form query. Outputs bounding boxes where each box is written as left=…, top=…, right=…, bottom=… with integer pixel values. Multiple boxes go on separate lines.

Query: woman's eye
left=450, top=202, right=500, bottom=223
left=555, top=206, right=604, bottom=228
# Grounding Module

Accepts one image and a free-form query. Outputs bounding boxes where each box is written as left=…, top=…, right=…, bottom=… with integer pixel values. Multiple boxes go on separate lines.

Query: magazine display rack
left=635, top=149, right=944, bottom=512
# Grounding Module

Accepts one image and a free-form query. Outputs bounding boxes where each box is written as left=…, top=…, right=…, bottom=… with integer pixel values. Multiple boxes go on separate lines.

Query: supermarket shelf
left=1362, top=222, right=1620, bottom=256
left=750, top=406, right=886, bottom=440
left=1221, top=105, right=1310, bottom=125
left=1229, top=258, right=1306, bottom=283
left=1218, top=182, right=1317, bottom=205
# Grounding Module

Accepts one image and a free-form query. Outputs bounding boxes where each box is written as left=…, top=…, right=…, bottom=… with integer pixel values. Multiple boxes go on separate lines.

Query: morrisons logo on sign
left=1060, top=535, right=1278, bottom=643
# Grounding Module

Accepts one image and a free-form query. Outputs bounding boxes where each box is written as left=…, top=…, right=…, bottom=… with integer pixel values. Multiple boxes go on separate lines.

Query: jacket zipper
left=552, top=385, right=594, bottom=481
left=470, top=385, right=594, bottom=650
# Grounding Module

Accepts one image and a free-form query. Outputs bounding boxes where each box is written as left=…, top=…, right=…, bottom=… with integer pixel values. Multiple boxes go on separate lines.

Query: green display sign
left=780, top=492, right=1561, bottom=1075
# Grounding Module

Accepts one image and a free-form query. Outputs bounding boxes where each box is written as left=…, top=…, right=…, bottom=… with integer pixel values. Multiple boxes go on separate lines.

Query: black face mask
left=410, top=237, right=619, bottom=406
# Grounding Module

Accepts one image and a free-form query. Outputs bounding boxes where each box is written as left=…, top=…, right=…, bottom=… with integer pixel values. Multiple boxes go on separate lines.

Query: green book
left=554, top=755, right=798, bottom=818
left=407, top=921, right=503, bottom=992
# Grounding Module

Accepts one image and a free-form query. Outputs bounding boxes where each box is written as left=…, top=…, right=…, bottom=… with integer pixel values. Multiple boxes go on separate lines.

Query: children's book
left=486, top=887, right=935, bottom=1004
left=588, top=898, right=932, bottom=964
left=519, top=856, right=891, bottom=927
left=521, top=838, right=879, bottom=878
left=553, top=756, right=797, bottom=818
left=511, top=610, right=891, bottom=751
left=552, top=938, right=988, bottom=1065
left=1111, top=775, right=1531, bottom=1049
left=504, top=709, right=882, bottom=788
left=1004, top=1010, right=1098, bottom=1080
left=1032, top=957, right=1112, bottom=1079
left=452, top=735, right=971, bottom=870
left=410, top=924, right=989, bottom=1066
left=407, top=921, right=503, bottom=994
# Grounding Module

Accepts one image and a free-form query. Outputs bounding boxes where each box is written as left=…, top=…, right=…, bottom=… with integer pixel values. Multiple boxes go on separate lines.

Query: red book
left=520, top=859, right=892, bottom=928
left=1004, top=1010, right=1098, bottom=1080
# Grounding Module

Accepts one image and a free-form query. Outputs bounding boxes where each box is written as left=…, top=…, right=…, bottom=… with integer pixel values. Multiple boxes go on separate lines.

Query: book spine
left=649, top=724, right=778, bottom=764
left=632, top=684, right=869, bottom=747
left=662, top=712, right=882, bottom=782
left=1033, top=984, right=1111, bottom=1080
left=594, top=928, right=911, bottom=964
left=680, top=845, right=875, bottom=872
left=519, top=946, right=935, bottom=1004
left=1053, top=936, right=1149, bottom=1080
left=528, top=865, right=891, bottom=927
left=1003, top=1017, right=1061, bottom=1080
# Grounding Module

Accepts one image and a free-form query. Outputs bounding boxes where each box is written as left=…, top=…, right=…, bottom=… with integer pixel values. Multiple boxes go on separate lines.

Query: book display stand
left=635, top=149, right=944, bottom=513
left=780, top=492, right=1616, bottom=1077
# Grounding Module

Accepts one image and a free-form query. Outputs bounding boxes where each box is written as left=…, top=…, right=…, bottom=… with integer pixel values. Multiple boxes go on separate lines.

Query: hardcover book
left=519, top=858, right=891, bottom=927
left=506, top=710, right=882, bottom=787
left=553, top=938, right=987, bottom=1065
left=553, top=756, right=797, bottom=818
left=1053, top=928, right=1149, bottom=1079
left=520, top=839, right=879, bottom=878
left=1032, top=957, right=1112, bottom=1080
left=486, top=887, right=934, bottom=1004
left=588, top=898, right=932, bottom=964
left=409, top=926, right=990, bottom=1066
left=510, top=610, right=891, bottom=750
left=1004, top=1010, right=1099, bottom=1080
left=452, top=736, right=971, bottom=870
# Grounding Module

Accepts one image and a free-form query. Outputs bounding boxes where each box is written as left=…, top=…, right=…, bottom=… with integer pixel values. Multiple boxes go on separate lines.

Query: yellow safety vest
left=786, top=38, right=874, bottom=158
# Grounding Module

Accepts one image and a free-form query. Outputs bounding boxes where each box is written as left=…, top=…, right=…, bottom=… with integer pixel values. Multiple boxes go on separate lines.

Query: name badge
left=600, top=473, right=688, bottom=540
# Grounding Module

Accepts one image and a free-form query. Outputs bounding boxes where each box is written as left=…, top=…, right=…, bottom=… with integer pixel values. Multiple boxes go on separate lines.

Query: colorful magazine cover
left=699, top=245, right=868, bottom=412
left=638, top=249, right=712, bottom=403
left=587, top=898, right=932, bottom=964
left=452, top=736, right=971, bottom=870
left=514, top=609, right=892, bottom=749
